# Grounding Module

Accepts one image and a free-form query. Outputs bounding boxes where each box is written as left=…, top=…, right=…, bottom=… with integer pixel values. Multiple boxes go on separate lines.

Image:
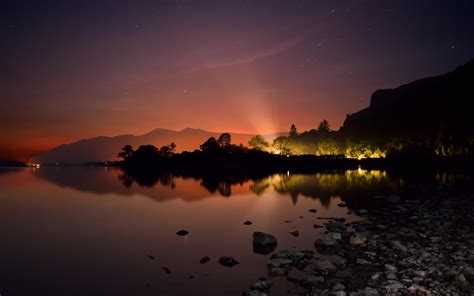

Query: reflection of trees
left=118, top=171, right=175, bottom=188
left=119, top=168, right=404, bottom=206
left=119, top=169, right=254, bottom=198
left=249, top=169, right=399, bottom=208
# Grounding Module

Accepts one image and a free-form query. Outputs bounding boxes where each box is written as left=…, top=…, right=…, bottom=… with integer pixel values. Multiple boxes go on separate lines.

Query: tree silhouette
left=217, top=133, right=232, bottom=148
left=318, top=119, right=331, bottom=132
left=249, top=135, right=269, bottom=151
left=169, top=142, right=176, bottom=153
left=159, top=145, right=172, bottom=157
left=272, top=136, right=292, bottom=155
left=133, top=145, right=159, bottom=158
left=200, top=137, right=220, bottom=152
left=290, top=124, right=298, bottom=137
left=118, top=145, right=134, bottom=160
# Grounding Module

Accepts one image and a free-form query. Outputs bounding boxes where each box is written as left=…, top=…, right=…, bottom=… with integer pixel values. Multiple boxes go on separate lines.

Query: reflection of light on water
left=249, top=169, right=391, bottom=205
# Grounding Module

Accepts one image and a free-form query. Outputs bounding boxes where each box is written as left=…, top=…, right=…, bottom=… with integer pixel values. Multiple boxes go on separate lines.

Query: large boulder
left=253, top=232, right=278, bottom=246
left=253, top=232, right=278, bottom=255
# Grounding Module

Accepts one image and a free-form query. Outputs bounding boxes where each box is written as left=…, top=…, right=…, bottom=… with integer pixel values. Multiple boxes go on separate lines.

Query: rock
left=244, top=221, right=253, bottom=225
left=386, top=194, right=400, bottom=203
left=254, top=244, right=277, bottom=255
left=246, top=290, right=268, bottom=296
left=253, top=232, right=278, bottom=254
left=303, top=275, right=324, bottom=287
left=253, top=232, right=278, bottom=246
left=315, top=233, right=338, bottom=247
left=455, top=273, right=471, bottom=290
left=267, top=258, right=292, bottom=269
left=147, top=255, right=155, bottom=259
left=309, top=208, right=317, bottom=213
left=356, top=258, right=371, bottom=265
left=315, top=260, right=336, bottom=275
left=200, top=256, right=210, bottom=264
left=350, top=233, right=367, bottom=246
left=326, top=221, right=346, bottom=233
left=268, top=267, right=288, bottom=276
left=413, top=270, right=427, bottom=277
left=337, top=203, right=347, bottom=207
left=390, top=240, right=408, bottom=252
left=356, top=209, right=369, bottom=216
left=250, top=279, right=273, bottom=291
left=384, top=280, right=404, bottom=292
left=407, top=284, right=428, bottom=293
left=332, top=282, right=345, bottom=291
left=385, top=272, right=397, bottom=280
left=290, top=230, right=299, bottom=237
left=384, top=264, right=398, bottom=272
left=219, top=256, right=239, bottom=267
left=371, top=272, right=381, bottom=280
left=176, top=230, right=189, bottom=236
left=162, top=266, right=171, bottom=274
left=361, top=287, right=378, bottom=295
left=313, top=224, right=323, bottom=228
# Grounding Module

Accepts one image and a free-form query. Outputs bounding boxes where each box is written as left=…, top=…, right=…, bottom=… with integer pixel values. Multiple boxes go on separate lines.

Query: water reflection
left=2, top=167, right=473, bottom=296
left=33, top=167, right=402, bottom=208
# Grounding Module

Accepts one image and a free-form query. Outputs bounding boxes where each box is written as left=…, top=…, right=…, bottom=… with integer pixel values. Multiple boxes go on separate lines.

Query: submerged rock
left=253, top=232, right=278, bottom=246
left=200, top=256, right=210, bottom=264
left=176, top=230, right=189, bottom=236
left=267, top=258, right=293, bottom=269
left=268, top=267, right=288, bottom=277
left=289, top=230, right=299, bottom=237
left=162, top=266, right=171, bottom=274
left=309, top=208, right=317, bottom=213
left=219, top=256, right=239, bottom=267
left=250, top=278, right=273, bottom=291
left=326, top=221, right=346, bottom=233
left=314, top=233, right=339, bottom=250
left=244, top=220, right=253, bottom=225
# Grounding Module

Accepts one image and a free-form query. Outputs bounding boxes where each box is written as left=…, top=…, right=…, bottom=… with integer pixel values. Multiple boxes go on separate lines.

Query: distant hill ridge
left=30, top=128, right=283, bottom=164
left=31, top=59, right=474, bottom=164
left=342, top=59, right=474, bottom=138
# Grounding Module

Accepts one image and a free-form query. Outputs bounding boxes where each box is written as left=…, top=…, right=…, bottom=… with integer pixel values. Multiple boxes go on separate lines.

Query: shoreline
left=245, top=184, right=474, bottom=295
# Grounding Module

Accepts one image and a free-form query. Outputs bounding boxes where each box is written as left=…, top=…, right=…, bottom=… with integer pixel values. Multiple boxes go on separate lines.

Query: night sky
left=2, top=0, right=474, bottom=161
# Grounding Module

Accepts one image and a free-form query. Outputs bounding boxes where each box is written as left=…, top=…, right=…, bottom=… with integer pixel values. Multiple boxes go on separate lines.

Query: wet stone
left=200, top=256, right=210, bottom=264
left=219, top=256, right=239, bottom=267
left=176, top=230, right=189, bottom=236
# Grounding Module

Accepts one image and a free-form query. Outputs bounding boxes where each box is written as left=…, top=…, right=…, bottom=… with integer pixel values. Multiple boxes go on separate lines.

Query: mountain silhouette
left=30, top=128, right=282, bottom=164
left=342, top=59, right=474, bottom=138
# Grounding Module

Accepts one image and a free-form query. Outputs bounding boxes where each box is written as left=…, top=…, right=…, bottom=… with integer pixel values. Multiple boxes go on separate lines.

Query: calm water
left=0, top=167, right=453, bottom=295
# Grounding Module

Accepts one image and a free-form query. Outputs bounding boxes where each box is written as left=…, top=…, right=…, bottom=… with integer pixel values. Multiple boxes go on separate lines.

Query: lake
left=0, top=167, right=465, bottom=295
